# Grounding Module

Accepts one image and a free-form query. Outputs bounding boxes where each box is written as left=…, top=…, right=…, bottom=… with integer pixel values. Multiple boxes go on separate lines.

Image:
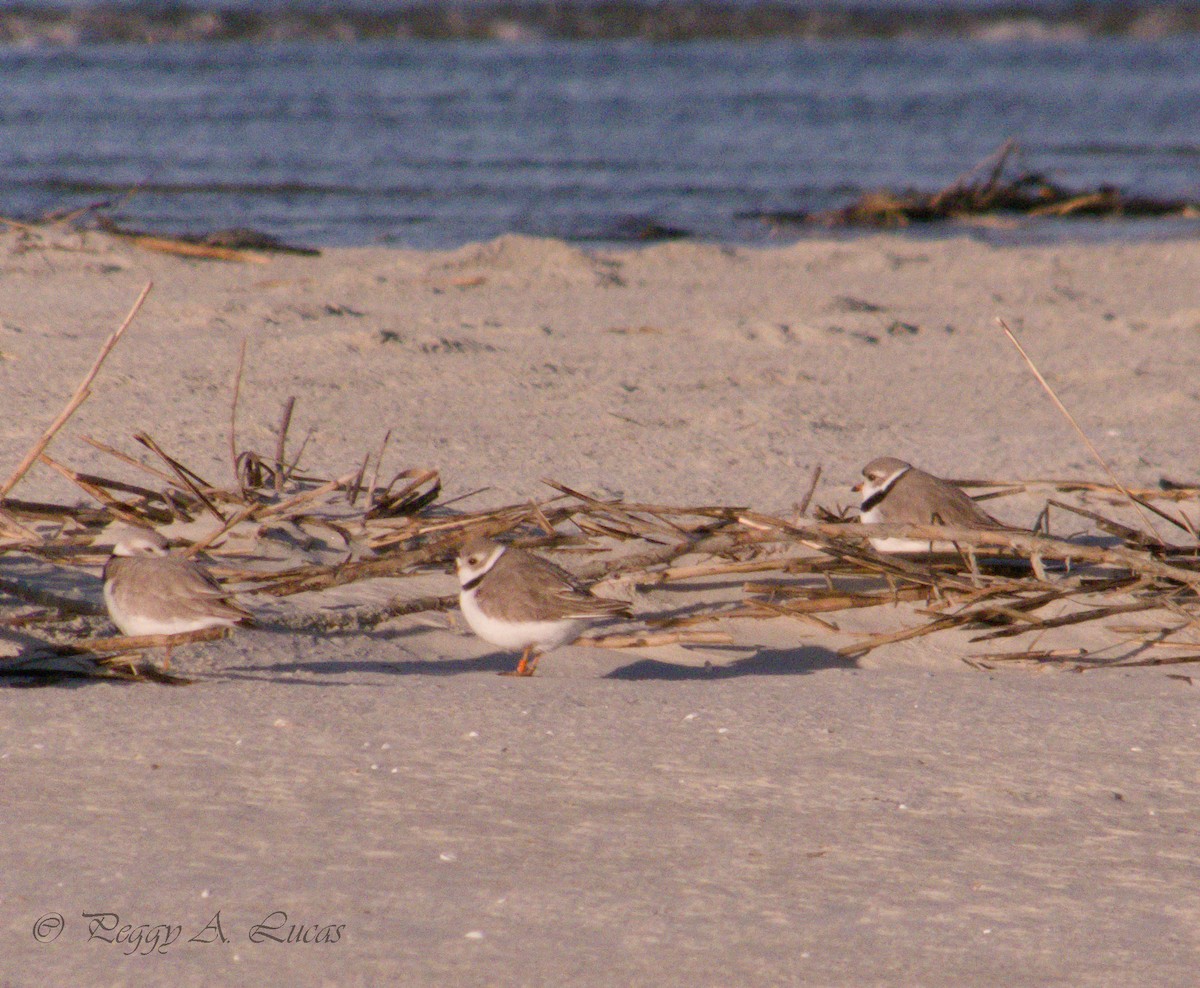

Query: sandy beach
left=2, top=226, right=1199, bottom=985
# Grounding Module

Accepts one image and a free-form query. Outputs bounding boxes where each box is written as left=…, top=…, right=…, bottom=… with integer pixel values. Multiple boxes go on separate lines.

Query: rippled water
left=3, top=34, right=1200, bottom=245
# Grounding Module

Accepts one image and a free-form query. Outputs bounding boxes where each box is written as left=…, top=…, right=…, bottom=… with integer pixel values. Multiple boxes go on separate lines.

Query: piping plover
left=855, top=456, right=1009, bottom=553
left=455, top=536, right=631, bottom=676
left=103, top=528, right=252, bottom=666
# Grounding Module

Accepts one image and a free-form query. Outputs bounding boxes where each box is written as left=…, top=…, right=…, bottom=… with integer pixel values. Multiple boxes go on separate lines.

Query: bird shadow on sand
left=606, top=644, right=853, bottom=680
left=0, top=627, right=196, bottom=689
left=222, top=644, right=852, bottom=683
left=228, top=651, right=518, bottom=680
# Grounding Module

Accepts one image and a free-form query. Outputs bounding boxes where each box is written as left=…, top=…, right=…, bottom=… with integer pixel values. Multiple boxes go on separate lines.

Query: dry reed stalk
left=652, top=557, right=805, bottom=583
left=134, top=432, right=226, bottom=523
left=364, top=503, right=542, bottom=551
left=1108, top=653, right=1200, bottom=668
left=735, top=599, right=840, bottom=631
left=365, top=468, right=440, bottom=518
left=742, top=584, right=931, bottom=611
left=523, top=499, right=555, bottom=537
left=257, top=531, right=465, bottom=597
left=0, top=496, right=109, bottom=524
left=365, top=430, right=391, bottom=508
left=570, top=529, right=758, bottom=583
left=273, top=396, right=296, bottom=494
left=254, top=471, right=366, bottom=522
left=228, top=339, right=248, bottom=493
left=0, top=281, right=152, bottom=500
left=738, top=512, right=982, bottom=594
left=969, top=600, right=1162, bottom=642
left=0, top=505, right=40, bottom=543
left=36, top=453, right=152, bottom=524
left=1044, top=498, right=1148, bottom=543
left=839, top=614, right=964, bottom=658
left=0, top=653, right=192, bottom=685
left=1127, top=494, right=1197, bottom=539
left=0, top=609, right=54, bottom=628
left=997, top=318, right=1166, bottom=544
left=182, top=501, right=263, bottom=557
left=71, top=626, right=231, bottom=653
left=574, top=515, right=644, bottom=540
left=576, top=630, right=734, bottom=649
left=969, top=648, right=1089, bottom=664
left=81, top=435, right=180, bottom=487
left=796, top=464, right=822, bottom=517
left=118, top=234, right=268, bottom=263
left=756, top=514, right=1200, bottom=591
left=542, top=478, right=735, bottom=536
left=956, top=478, right=1200, bottom=502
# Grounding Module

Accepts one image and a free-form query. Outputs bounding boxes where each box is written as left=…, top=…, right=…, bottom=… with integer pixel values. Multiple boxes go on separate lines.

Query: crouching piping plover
left=855, top=456, right=1011, bottom=553
left=103, top=528, right=253, bottom=667
left=456, top=536, right=631, bottom=677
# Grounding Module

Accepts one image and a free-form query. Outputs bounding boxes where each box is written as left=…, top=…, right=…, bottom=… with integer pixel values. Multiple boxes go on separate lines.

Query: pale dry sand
left=2, top=228, right=1199, bottom=985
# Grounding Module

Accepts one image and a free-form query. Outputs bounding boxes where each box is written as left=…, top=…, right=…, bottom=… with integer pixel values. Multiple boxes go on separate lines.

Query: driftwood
left=0, top=204, right=319, bottom=263
left=745, top=141, right=1200, bottom=228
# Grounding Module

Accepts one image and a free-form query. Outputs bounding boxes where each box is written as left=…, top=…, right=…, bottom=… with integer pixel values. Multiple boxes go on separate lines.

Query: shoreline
left=5, top=1, right=1200, bottom=45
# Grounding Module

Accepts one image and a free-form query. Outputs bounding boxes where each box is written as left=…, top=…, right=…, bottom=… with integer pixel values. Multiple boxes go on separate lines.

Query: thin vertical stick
left=274, top=396, right=295, bottom=494
left=229, top=338, right=248, bottom=492
left=0, top=281, right=152, bottom=497
left=796, top=464, right=822, bottom=517
left=366, top=430, right=391, bottom=509
left=997, top=318, right=1166, bottom=545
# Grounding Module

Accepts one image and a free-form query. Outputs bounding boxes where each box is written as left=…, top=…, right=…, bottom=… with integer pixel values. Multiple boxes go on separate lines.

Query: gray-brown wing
left=903, top=470, right=1009, bottom=529
left=481, top=548, right=631, bottom=623
left=107, top=556, right=253, bottom=625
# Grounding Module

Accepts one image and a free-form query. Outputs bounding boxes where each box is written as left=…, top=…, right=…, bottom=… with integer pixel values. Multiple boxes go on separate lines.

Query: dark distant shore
left=3, top=0, right=1200, bottom=44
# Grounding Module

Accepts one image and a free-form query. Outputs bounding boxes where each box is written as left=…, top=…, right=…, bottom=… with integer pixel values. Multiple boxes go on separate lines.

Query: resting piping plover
left=855, top=456, right=1010, bottom=553
left=456, top=536, right=631, bottom=676
left=103, top=528, right=253, bottom=667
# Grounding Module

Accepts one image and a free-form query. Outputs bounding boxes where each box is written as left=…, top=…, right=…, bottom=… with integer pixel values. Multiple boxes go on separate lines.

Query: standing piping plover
left=455, top=536, right=631, bottom=676
left=855, top=456, right=1010, bottom=553
left=102, top=528, right=253, bottom=667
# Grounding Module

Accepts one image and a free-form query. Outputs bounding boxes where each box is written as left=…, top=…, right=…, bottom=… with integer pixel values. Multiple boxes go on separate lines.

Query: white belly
left=103, top=582, right=238, bottom=637
left=459, top=590, right=584, bottom=652
left=861, top=505, right=946, bottom=554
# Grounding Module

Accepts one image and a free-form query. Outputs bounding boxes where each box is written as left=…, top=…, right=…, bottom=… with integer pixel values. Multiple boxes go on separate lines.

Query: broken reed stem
left=578, top=630, right=734, bottom=649
left=255, top=470, right=358, bottom=520
left=134, top=432, right=226, bottom=524
left=274, top=396, right=295, bottom=494
left=796, top=464, right=822, bottom=517
left=997, top=317, right=1167, bottom=545
left=366, top=430, right=390, bottom=508
left=0, top=280, right=152, bottom=499
left=229, top=338, right=248, bottom=493
left=82, top=435, right=178, bottom=486
left=969, top=599, right=1160, bottom=642
left=72, top=626, right=230, bottom=653
left=740, top=512, right=1200, bottom=591
left=0, top=507, right=39, bottom=543
left=36, top=452, right=149, bottom=524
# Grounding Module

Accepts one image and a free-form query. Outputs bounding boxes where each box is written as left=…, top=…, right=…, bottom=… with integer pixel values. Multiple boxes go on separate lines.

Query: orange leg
left=162, top=643, right=173, bottom=672
left=501, top=645, right=540, bottom=677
